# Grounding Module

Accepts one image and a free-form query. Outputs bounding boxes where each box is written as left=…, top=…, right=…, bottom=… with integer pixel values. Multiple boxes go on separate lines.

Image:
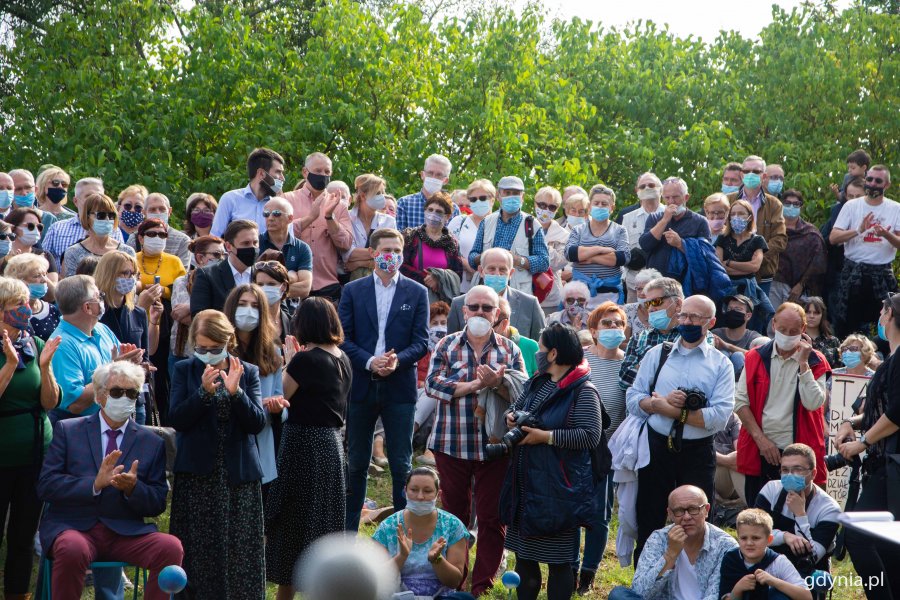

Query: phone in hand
left=154, top=276, right=161, bottom=285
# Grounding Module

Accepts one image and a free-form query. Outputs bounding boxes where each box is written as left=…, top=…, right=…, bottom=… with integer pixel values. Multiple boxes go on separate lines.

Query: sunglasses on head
left=255, top=260, right=283, bottom=270
left=121, top=204, right=143, bottom=212
left=92, top=211, right=116, bottom=221
left=263, top=210, right=285, bottom=218
left=466, top=303, right=496, bottom=313
left=19, top=223, right=43, bottom=232
left=142, top=231, right=168, bottom=239
left=108, top=387, right=141, bottom=400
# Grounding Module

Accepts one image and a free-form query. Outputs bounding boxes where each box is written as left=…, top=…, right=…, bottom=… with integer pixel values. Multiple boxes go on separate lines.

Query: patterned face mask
left=374, top=251, right=402, bottom=274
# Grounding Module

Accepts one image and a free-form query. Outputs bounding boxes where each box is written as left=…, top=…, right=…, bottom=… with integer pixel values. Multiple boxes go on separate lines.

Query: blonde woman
left=447, top=178, right=496, bottom=292
left=35, top=166, right=75, bottom=220
left=62, top=194, right=135, bottom=277
left=703, top=192, right=730, bottom=242
left=343, top=173, right=396, bottom=279
left=533, top=186, right=570, bottom=315
left=4, top=253, right=60, bottom=341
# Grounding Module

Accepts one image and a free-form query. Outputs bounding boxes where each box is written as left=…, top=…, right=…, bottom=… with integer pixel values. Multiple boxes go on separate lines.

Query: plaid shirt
left=396, top=191, right=460, bottom=230
left=467, top=212, right=550, bottom=273
left=42, top=216, right=123, bottom=264
left=618, top=326, right=715, bottom=390
left=426, top=330, right=525, bottom=461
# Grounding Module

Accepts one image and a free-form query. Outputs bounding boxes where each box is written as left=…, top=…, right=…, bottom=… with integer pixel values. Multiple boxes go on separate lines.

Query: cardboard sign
left=826, top=373, right=870, bottom=509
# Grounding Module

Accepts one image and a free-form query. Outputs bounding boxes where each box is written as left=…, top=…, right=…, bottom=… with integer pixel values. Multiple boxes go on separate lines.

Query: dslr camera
left=485, top=411, right=542, bottom=461
left=679, top=387, right=707, bottom=411
left=824, top=452, right=861, bottom=471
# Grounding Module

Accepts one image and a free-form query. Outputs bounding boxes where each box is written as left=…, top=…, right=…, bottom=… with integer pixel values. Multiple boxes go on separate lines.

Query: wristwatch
left=518, top=256, right=526, bottom=268
left=860, top=433, right=871, bottom=448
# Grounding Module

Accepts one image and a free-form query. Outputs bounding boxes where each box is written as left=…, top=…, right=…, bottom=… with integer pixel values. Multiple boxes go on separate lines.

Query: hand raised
left=428, top=537, right=447, bottom=563
left=201, top=364, right=220, bottom=394
left=39, top=335, right=62, bottom=369
left=397, top=523, right=413, bottom=559
left=1, top=330, right=18, bottom=365
left=223, top=356, right=243, bottom=395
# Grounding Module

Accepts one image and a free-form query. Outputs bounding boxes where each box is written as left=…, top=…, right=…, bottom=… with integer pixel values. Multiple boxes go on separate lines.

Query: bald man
left=625, top=294, right=735, bottom=561
left=610, top=486, right=738, bottom=600
left=258, top=197, right=313, bottom=300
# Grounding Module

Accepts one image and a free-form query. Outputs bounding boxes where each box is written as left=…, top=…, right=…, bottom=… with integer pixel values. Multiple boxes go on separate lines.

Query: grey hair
left=634, top=268, right=663, bottom=287
left=146, top=192, right=171, bottom=210
left=92, top=360, right=146, bottom=392
left=743, top=155, right=767, bottom=169
left=644, top=276, right=684, bottom=300
left=635, top=172, right=662, bottom=188
left=305, top=152, right=332, bottom=169
left=424, top=154, right=452, bottom=175
left=480, top=247, right=514, bottom=269
left=465, top=284, right=499, bottom=306
left=563, top=280, right=590, bottom=299
left=589, top=184, right=616, bottom=203
left=662, top=177, right=689, bottom=196
left=56, top=274, right=97, bottom=315
left=326, top=180, right=351, bottom=199
left=7, top=168, right=34, bottom=182
left=75, top=177, right=104, bottom=199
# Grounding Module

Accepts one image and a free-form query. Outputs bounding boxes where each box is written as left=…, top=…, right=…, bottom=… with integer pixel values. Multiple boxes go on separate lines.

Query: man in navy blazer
left=339, top=228, right=429, bottom=531
left=38, top=361, right=183, bottom=600
left=190, top=219, right=260, bottom=315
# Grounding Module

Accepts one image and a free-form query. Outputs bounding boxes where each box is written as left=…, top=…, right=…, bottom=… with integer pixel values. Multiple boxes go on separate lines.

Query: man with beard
left=211, top=147, right=285, bottom=237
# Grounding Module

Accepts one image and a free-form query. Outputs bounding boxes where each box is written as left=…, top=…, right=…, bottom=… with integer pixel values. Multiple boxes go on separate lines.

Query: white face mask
left=142, top=236, right=166, bottom=255
left=406, top=498, right=437, bottom=516
left=673, top=204, right=687, bottom=216
left=103, top=395, right=136, bottom=422
left=18, top=228, right=40, bottom=246
left=235, top=306, right=260, bottom=331
left=261, top=284, right=284, bottom=305
left=422, top=177, right=443, bottom=194
left=147, top=211, right=169, bottom=225
left=775, top=331, right=801, bottom=351
left=637, top=187, right=660, bottom=202
left=466, top=316, right=492, bottom=337
left=366, top=194, right=386, bottom=211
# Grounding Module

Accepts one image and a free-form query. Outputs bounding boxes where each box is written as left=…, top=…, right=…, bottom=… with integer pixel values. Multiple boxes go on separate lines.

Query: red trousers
left=51, top=522, right=183, bottom=600
left=434, top=451, right=509, bottom=597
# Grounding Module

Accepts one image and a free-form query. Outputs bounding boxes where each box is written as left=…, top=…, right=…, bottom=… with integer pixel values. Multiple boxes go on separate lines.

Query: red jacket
left=736, top=342, right=831, bottom=485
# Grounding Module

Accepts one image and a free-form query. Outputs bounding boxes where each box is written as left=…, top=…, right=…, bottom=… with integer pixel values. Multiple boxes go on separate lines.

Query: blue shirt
left=50, top=319, right=120, bottom=415
left=255, top=369, right=284, bottom=484
left=259, top=231, right=313, bottom=273
left=625, top=337, right=734, bottom=439
left=395, top=191, right=459, bottom=230
left=212, top=185, right=269, bottom=237
left=467, top=211, right=551, bottom=273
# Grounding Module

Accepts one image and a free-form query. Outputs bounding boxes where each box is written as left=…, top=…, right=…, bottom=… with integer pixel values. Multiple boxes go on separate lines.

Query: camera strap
left=667, top=408, right=688, bottom=453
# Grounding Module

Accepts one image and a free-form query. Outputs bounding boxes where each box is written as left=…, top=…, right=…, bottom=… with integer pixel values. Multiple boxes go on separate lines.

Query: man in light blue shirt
left=625, top=294, right=735, bottom=561
left=211, top=147, right=285, bottom=237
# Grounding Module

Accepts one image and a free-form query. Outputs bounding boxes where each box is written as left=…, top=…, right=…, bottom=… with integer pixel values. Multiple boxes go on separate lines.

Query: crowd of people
left=0, top=146, right=898, bottom=600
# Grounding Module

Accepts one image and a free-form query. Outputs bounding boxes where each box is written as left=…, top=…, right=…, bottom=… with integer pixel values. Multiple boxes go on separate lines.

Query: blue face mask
left=567, top=216, right=586, bottom=228
left=783, top=205, right=801, bottom=219
left=92, top=218, right=114, bottom=236
left=597, top=329, right=626, bottom=349
left=721, top=184, right=740, bottom=195
left=842, top=351, right=862, bottom=369
left=0, top=190, right=12, bottom=210
left=742, top=173, right=761, bottom=189
left=677, top=323, right=704, bottom=343
left=730, top=216, right=749, bottom=234
left=591, top=206, right=610, bottom=222
left=28, top=282, right=48, bottom=300
left=781, top=473, right=807, bottom=493
left=0, top=240, right=10, bottom=257
left=469, top=200, right=492, bottom=217
left=648, top=307, right=672, bottom=330
left=194, top=348, right=228, bottom=365
left=500, top=195, right=522, bottom=214
left=878, top=321, right=887, bottom=341
left=767, top=180, right=784, bottom=195
left=13, top=192, right=35, bottom=208
left=483, top=273, right=508, bottom=294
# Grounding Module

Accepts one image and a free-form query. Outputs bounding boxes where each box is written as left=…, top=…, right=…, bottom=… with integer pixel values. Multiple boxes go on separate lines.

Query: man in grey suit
left=447, top=247, right=546, bottom=340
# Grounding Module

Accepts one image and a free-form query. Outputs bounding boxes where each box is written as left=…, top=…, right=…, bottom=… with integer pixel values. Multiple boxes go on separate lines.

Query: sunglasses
left=866, top=176, right=886, bottom=185
left=263, top=210, right=285, bottom=218
left=600, top=318, right=626, bottom=328
left=843, top=346, right=862, bottom=353
left=645, top=295, right=673, bottom=309
left=255, top=260, right=283, bottom=270
left=535, top=202, right=559, bottom=212
left=194, top=346, right=226, bottom=355
left=466, top=303, right=496, bottom=313
left=50, top=179, right=69, bottom=188
left=564, top=298, right=588, bottom=306
left=108, top=387, right=141, bottom=400
left=121, top=204, right=143, bottom=212
left=142, top=231, right=168, bottom=239
left=467, top=195, right=491, bottom=202
left=0, top=233, right=16, bottom=241
left=741, top=168, right=764, bottom=175
left=92, top=211, right=116, bottom=221
left=637, top=183, right=658, bottom=190
left=18, top=223, right=43, bottom=232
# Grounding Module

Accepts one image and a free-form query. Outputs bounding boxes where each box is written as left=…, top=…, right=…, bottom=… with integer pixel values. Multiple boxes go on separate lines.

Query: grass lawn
left=2, top=469, right=866, bottom=599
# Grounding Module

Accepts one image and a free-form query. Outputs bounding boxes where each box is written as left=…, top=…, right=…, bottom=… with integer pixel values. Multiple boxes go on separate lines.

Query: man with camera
left=425, top=284, right=527, bottom=596
left=625, top=294, right=735, bottom=561
left=734, top=302, right=830, bottom=505
left=753, top=443, right=840, bottom=577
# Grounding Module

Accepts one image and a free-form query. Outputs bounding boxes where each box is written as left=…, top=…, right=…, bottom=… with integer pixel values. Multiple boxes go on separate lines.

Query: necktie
left=105, top=429, right=121, bottom=456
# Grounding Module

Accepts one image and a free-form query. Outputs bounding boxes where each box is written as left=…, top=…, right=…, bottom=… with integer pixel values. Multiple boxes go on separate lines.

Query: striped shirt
left=564, top=220, right=631, bottom=280
left=586, top=352, right=626, bottom=437
left=426, top=330, right=525, bottom=461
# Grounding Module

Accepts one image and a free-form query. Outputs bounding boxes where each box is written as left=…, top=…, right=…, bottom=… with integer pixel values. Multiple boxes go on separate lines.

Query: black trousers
left=515, top=558, right=573, bottom=600
left=0, top=464, right=42, bottom=594
left=634, top=429, right=716, bottom=562
left=744, top=452, right=783, bottom=506
left=845, top=465, right=900, bottom=600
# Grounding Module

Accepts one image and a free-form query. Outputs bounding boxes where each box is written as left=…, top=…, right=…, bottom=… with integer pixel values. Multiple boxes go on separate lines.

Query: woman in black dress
left=265, top=297, right=352, bottom=600
left=714, top=199, right=769, bottom=282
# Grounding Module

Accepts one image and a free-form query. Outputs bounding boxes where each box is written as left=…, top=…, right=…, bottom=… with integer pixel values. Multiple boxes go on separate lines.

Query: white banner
left=826, top=373, right=870, bottom=510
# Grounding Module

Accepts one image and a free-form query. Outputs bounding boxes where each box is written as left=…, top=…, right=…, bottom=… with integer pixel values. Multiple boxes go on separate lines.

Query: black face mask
left=864, top=184, right=885, bottom=199
left=306, top=172, right=331, bottom=191
left=721, top=309, right=747, bottom=329
left=234, top=246, right=257, bottom=268
left=47, top=188, right=67, bottom=204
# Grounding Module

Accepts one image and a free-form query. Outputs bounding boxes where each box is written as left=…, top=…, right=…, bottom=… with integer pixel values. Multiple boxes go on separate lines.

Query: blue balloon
left=501, top=571, right=520, bottom=589
left=158, top=565, right=188, bottom=593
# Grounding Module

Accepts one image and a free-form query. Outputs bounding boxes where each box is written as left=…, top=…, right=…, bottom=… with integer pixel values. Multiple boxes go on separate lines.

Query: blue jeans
left=609, top=586, right=644, bottom=599
left=345, top=382, right=415, bottom=531
left=573, top=475, right=613, bottom=572
left=134, top=403, right=146, bottom=426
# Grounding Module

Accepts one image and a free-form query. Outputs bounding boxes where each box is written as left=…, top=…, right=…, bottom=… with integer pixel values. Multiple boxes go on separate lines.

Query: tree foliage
left=0, top=0, right=897, bottom=225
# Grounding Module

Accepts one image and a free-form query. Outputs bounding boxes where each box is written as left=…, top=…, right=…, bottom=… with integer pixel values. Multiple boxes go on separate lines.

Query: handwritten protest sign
left=826, top=373, right=870, bottom=510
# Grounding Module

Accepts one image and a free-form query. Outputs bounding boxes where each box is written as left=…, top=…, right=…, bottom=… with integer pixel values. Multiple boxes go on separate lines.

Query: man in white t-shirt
left=829, top=164, right=899, bottom=337
left=622, top=172, right=665, bottom=302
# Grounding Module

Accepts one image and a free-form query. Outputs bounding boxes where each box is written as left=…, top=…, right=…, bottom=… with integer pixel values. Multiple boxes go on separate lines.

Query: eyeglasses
left=637, top=183, right=658, bottom=190
left=91, top=211, right=116, bottom=221
left=108, top=387, right=141, bottom=400
left=118, top=270, right=137, bottom=278
left=706, top=210, right=727, bottom=219
left=191, top=208, right=214, bottom=215
left=564, top=298, right=588, bottom=306
left=779, top=466, right=811, bottom=476
left=600, top=318, right=626, bottom=328
left=535, top=202, right=559, bottom=212
left=263, top=210, right=286, bottom=218
left=676, top=312, right=713, bottom=324
left=866, top=176, right=886, bottom=185
left=121, top=204, right=143, bottom=212
left=843, top=345, right=862, bottom=353
left=467, top=195, right=492, bottom=202
left=194, top=346, right=226, bottom=355
left=670, top=504, right=706, bottom=517
left=142, top=231, right=168, bottom=239
left=466, top=303, right=497, bottom=313
left=18, top=223, right=43, bottom=232
left=645, top=295, right=673, bottom=309
left=198, top=251, right=224, bottom=260
left=494, top=315, right=510, bottom=325
left=50, top=179, right=69, bottom=188
left=0, top=233, right=16, bottom=241
left=255, top=260, right=283, bottom=270
left=782, top=201, right=802, bottom=207
left=742, top=168, right=764, bottom=175
left=425, top=208, right=446, bottom=217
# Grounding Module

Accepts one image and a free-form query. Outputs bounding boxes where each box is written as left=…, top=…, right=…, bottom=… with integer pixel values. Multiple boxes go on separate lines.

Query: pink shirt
left=420, top=242, right=449, bottom=270
left=284, top=185, right=353, bottom=291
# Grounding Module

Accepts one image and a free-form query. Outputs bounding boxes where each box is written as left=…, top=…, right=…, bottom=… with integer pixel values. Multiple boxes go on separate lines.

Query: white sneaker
left=123, top=572, right=134, bottom=590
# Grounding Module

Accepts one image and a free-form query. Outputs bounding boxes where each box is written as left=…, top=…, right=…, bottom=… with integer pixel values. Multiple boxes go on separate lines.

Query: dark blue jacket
left=499, top=363, right=604, bottom=538
left=38, top=413, right=168, bottom=552
left=168, top=356, right=265, bottom=485
left=338, top=273, right=429, bottom=405
left=669, top=237, right=732, bottom=303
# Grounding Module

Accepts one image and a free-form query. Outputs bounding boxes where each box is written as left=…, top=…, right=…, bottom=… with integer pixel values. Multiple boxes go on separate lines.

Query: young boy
left=830, top=149, right=870, bottom=202
left=719, top=509, right=812, bottom=600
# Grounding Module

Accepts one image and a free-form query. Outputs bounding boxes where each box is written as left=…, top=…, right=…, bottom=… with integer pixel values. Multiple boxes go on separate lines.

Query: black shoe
left=576, top=569, right=595, bottom=595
